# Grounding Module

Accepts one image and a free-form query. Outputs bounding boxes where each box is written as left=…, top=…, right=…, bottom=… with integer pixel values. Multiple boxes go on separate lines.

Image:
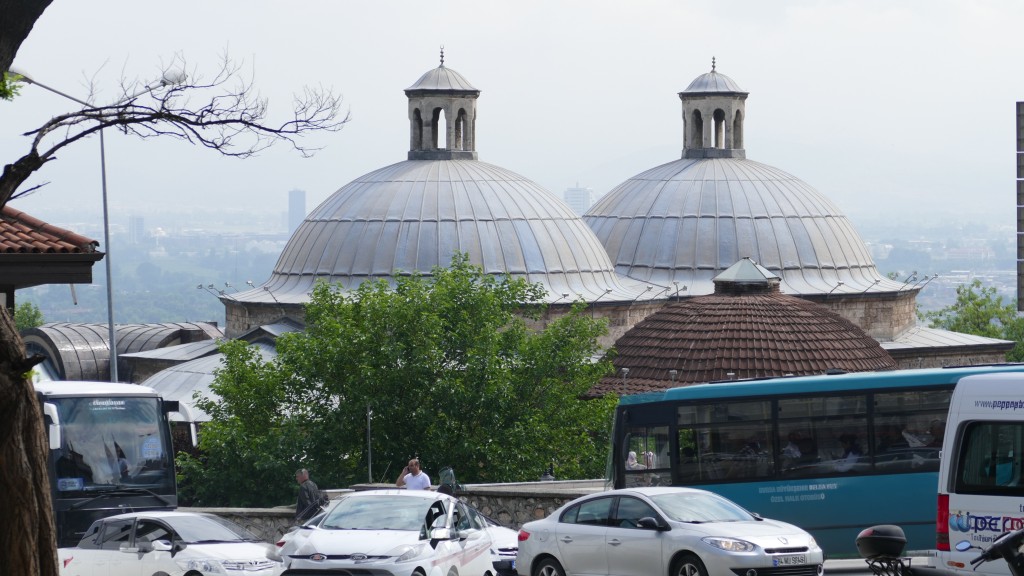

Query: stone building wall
left=803, top=290, right=918, bottom=342
left=890, top=350, right=1011, bottom=370
left=229, top=298, right=667, bottom=348
left=187, top=480, right=605, bottom=543
left=224, top=301, right=303, bottom=338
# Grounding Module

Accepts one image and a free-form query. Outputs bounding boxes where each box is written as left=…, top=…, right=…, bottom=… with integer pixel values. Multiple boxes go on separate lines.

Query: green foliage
left=176, top=340, right=303, bottom=507
left=920, top=279, right=1024, bottom=361
left=14, top=301, right=44, bottom=331
left=0, top=72, right=22, bottom=101
left=179, top=254, right=616, bottom=505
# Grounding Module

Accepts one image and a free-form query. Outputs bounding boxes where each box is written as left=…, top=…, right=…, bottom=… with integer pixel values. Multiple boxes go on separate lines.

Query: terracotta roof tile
left=0, top=205, right=99, bottom=254
left=591, top=287, right=897, bottom=397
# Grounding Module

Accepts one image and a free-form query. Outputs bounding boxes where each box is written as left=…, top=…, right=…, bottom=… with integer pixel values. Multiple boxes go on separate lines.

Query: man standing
left=396, top=458, right=431, bottom=490
left=295, top=468, right=323, bottom=522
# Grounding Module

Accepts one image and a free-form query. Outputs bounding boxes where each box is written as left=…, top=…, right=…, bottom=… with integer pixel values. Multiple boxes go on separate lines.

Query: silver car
left=516, top=487, right=824, bottom=576
left=277, top=489, right=497, bottom=576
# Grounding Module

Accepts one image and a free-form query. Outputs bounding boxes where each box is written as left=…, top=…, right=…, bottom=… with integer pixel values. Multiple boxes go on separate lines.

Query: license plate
left=773, top=555, right=806, bottom=566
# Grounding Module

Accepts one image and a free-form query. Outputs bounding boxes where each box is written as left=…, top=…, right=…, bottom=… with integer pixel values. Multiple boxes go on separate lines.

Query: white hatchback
left=58, top=511, right=278, bottom=576
left=516, top=487, right=824, bottom=576
left=277, top=489, right=497, bottom=576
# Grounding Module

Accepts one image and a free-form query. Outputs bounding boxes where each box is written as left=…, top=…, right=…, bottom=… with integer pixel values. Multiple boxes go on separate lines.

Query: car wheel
left=534, top=557, right=565, bottom=576
left=671, top=554, right=708, bottom=576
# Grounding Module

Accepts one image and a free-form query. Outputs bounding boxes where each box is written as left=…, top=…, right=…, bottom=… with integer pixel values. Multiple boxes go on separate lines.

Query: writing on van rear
left=974, top=399, right=1024, bottom=410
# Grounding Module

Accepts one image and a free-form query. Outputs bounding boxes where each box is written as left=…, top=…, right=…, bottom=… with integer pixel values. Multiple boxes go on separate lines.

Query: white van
left=936, top=372, right=1024, bottom=576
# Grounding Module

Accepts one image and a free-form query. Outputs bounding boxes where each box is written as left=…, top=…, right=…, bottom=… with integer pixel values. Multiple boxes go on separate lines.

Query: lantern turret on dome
left=679, top=57, right=748, bottom=159
left=405, top=49, right=479, bottom=161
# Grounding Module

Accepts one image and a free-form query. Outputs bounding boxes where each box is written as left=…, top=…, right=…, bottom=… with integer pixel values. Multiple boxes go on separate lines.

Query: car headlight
left=702, top=537, right=756, bottom=552
left=175, top=558, right=278, bottom=573
left=175, top=558, right=227, bottom=574
left=807, top=535, right=818, bottom=549
left=389, top=543, right=427, bottom=563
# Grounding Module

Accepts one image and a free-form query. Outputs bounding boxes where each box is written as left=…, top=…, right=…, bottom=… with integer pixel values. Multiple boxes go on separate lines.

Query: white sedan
left=58, top=511, right=278, bottom=576
left=516, top=487, right=824, bottom=576
left=277, top=489, right=498, bottom=576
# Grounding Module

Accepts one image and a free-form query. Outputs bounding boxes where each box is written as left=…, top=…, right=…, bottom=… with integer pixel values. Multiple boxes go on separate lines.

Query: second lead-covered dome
left=584, top=63, right=901, bottom=296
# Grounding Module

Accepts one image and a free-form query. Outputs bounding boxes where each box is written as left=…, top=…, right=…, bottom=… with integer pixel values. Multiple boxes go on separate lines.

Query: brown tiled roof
left=1, top=205, right=99, bottom=253
left=591, top=287, right=897, bottom=397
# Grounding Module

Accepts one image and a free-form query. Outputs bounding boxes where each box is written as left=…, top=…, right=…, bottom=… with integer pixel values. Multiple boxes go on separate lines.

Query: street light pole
left=10, top=68, right=184, bottom=381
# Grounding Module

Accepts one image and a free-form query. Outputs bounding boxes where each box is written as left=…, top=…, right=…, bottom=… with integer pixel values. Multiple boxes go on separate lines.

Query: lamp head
left=160, top=69, right=187, bottom=87
left=7, top=66, right=32, bottom=83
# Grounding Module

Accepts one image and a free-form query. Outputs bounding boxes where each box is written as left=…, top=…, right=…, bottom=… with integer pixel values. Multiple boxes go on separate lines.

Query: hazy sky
left=3, top=0, right=1022, bottom=235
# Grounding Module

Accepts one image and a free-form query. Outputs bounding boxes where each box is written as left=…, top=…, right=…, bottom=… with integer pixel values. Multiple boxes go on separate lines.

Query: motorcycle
left=857, top=525, right=1024, bottom=576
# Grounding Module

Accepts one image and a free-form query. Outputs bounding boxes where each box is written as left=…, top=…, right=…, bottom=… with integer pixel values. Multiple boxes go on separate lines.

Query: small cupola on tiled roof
left=591, top=258, right=897, bottom=397
left=712, top=257, right=779, bottom=295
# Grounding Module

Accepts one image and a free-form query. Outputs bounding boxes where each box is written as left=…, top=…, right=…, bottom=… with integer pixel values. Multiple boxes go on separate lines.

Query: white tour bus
left=937, top=372, right=1024, bottom=576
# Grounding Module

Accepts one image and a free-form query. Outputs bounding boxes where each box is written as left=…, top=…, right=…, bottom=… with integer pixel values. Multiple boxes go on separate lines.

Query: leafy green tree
left=179, top=254, right=616, bottom=506
left=176, top=340, right=303, bottom=507
left=13, top=301, right=43, bottom=331
left=921, top=279, right=1024, bottom=361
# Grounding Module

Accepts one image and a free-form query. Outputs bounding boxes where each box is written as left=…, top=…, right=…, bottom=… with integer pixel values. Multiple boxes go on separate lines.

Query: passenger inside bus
left=833, top=434, right=863, bottom=472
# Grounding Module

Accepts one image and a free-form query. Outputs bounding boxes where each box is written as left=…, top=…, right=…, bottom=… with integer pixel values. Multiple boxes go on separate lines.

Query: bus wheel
left=534, top=558, right=565, bottom=576
left=672, top=554, right=708, bottom=576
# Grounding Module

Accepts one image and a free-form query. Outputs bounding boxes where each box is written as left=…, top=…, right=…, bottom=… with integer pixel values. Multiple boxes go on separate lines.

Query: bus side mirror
left=43, top=403, right=60, bottom=450
left=162, top=400, right=179, bottom=414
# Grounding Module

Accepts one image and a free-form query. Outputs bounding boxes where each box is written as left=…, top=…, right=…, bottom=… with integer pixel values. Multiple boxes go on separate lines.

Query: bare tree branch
left=0, top=53, right=349, bottom=207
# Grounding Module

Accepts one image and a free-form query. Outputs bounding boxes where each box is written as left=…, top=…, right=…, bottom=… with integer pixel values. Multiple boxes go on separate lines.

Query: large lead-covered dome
left=232, top=55, right=654, bottom=306
left=584, top=63, right=901, bottom=296
left=257, top=159, right=648, bottom=301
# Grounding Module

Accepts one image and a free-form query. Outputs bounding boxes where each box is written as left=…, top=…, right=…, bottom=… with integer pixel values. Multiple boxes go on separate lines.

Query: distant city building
left=562, top=186, right=595, bottom=215
left=129, top=215, right=145, bottom=245
left=288, top=189, right=306, bottom=234
left=1016, top=101, right=1023, bottom=311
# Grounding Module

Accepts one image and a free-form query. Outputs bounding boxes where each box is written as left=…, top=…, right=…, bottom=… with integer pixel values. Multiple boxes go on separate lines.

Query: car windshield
left=163, top=514, right=260, bottom=543
left=322, top=495, right=434, bottom=531
left=649, top=492, right=754, bottom=523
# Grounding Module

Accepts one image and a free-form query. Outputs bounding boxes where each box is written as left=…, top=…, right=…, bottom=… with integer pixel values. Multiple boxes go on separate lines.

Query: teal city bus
left=609, top=365, right=1024, bottom=557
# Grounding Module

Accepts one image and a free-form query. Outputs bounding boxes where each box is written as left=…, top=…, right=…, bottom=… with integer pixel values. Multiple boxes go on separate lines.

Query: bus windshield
left=52, top=396, right=174, bottom=492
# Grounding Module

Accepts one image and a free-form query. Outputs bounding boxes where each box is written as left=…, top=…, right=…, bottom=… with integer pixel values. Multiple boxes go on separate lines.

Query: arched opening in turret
left=691, top=110, right=704, bottom=148
left=412, top=108, right=424, bottom=150
left=713, top=109, right=727, bottom=149
left=453, top=108, right=469, bottom=151
left=431, top=107, right=448, bottom=150
left=733, top=109, right=744, bottom=149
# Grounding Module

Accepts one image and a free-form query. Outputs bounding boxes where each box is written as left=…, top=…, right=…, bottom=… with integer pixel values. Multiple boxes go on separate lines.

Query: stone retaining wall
left=184, top=480, right=607, bottom=544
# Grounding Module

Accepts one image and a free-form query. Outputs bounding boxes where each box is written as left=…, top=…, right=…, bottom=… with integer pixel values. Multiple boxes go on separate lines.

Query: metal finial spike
left=440, top=45, right=445, bottom=67
left=712, top=56, right=716, bottom=72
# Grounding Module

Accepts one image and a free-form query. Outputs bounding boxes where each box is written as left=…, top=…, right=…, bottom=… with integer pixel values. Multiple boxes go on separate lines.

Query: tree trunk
left=0, top=0, right=54, bottom=74
left=0, top=306, right=57, bottom=576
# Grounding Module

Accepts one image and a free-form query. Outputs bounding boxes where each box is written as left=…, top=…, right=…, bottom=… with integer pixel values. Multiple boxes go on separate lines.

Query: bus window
left=622, top=425, right=669, bottom=487
left=677, top=401, right=773, bottom=482
left=778, top=394, right=868, bottom=476
left=873, top=389, right=949, bottom=473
